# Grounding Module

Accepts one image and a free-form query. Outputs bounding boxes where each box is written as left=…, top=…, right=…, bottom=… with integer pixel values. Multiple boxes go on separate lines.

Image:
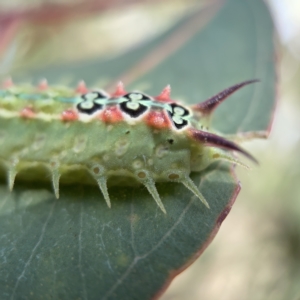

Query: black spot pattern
left=168, top=103, right=190, bottom=129
left=119, top=93, right=151, bottom=118
left=77, top=91, right=107, bottom=114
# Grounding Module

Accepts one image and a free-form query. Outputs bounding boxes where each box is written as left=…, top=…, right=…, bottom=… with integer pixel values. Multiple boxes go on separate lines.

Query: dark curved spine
left=188, top=128, right=258, bottom=164
left=193, top=79, right=259, bottom=114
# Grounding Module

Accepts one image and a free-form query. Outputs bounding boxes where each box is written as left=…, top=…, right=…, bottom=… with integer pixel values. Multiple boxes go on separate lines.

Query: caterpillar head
left=152, top=79, right=259, bottom=165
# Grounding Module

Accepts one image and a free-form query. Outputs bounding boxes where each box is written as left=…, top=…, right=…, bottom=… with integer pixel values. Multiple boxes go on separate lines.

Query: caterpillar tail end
left=181, top=176, right=210, bottom=209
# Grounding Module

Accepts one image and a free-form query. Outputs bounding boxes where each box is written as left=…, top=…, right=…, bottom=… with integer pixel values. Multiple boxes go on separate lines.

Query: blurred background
left=0, top=0, right=299, bottom=299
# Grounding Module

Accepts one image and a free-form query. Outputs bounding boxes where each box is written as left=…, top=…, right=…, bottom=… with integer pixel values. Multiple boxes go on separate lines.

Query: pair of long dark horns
left=190, top=79, right=259, bottom=164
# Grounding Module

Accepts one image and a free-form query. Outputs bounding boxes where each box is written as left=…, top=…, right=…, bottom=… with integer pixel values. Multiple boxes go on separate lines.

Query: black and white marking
left=77, top=91, right=108, bottom=114
left=119, top=93, right=152, bottom=118
left=167, top=103, right=190, bottom=129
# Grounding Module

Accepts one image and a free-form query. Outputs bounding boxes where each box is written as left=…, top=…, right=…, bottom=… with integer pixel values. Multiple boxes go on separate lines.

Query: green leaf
left=0, top=0, right=276, bottom=299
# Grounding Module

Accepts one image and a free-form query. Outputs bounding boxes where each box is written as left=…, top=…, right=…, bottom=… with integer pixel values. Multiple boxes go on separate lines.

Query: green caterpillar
left=0, top=78, right=258, bottom=213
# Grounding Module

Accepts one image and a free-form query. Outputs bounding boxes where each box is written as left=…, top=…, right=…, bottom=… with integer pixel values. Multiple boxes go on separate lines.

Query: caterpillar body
left=0, top=79, right=258, bottom=213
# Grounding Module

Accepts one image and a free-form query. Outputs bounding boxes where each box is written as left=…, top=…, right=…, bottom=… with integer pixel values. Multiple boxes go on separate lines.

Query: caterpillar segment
left=0, top=79, right=259, bottom=213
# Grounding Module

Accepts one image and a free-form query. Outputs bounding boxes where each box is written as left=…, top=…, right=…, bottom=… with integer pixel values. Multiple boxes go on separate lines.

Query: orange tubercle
left=155, top=85, right=172, bottom=103
left=76, top=81, right=88, bottom=94
left=20, top=107, right=35, bottom=119
left=61, top=109, right=79, bottom=121
left=38, top=79, right=48, bottom=91
left=146, top=110, right=172, bottom=129
left=3, top=78, right=13, bottom=89
left=100, top=106, right=124, bottom=123
left=111, top=81, right=126, bottom=97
